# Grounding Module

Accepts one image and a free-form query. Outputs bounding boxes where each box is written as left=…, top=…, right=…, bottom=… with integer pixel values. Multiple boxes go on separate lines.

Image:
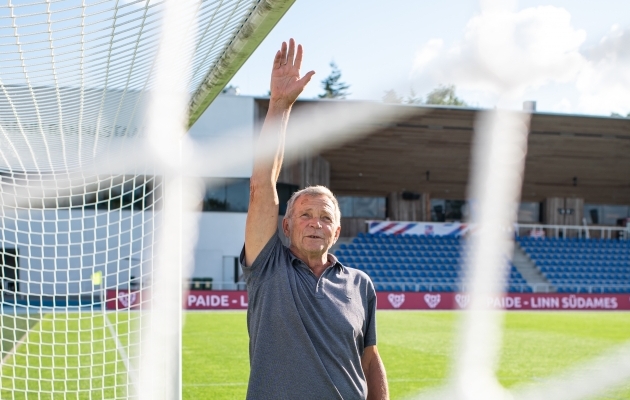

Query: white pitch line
left=104, top=312, right=139, bottom=393
left=1, top=315, right=43, bottom=366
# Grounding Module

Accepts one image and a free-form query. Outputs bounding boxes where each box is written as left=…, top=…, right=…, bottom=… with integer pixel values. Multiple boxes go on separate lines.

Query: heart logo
left=455, top=294, right=470, bottom=309
left=387, top=293, right=405, bottom=309
left=118, top=292, right=137, bottom=309
left=424, top=293, right=441, bottom=309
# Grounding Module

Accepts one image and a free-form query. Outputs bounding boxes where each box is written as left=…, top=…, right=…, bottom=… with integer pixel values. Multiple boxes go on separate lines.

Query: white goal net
left=0, top=0, right=293, bottom=398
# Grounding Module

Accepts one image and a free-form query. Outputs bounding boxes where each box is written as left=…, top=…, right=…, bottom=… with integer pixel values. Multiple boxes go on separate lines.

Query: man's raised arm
left=244, top=39, right=315, bottom=267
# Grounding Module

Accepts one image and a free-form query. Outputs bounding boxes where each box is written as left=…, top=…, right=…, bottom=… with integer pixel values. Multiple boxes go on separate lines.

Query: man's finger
left=280, top=41, right=287, bottom=65
left=295, top=44, right=303, bottom=71
left=287, top=38, right=295, bottom=66
left=299, top=70, right=316, bottom=87
left=273, top=50, right=281, bottom=70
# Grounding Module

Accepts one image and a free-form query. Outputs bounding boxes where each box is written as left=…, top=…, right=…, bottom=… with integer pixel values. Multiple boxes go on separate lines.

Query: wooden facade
left=255, top=98, right=630, bottom=228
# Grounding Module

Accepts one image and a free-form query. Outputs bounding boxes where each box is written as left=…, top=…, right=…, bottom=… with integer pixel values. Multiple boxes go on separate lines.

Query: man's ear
left=332, top=224, right=341, bottom=244
left=282, top=218, right=291, bottom=238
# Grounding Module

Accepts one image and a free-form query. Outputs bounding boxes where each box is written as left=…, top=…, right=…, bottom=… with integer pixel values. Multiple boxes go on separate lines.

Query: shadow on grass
left=1, top=314, right=42, bottom=360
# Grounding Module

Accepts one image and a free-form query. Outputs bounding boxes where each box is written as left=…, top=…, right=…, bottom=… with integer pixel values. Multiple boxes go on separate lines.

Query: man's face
left=283, top=194, right=341, bottom=257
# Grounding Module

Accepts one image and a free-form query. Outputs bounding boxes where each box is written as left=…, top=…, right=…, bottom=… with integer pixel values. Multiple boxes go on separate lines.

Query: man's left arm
left=362, top=345, right=389, bottom=400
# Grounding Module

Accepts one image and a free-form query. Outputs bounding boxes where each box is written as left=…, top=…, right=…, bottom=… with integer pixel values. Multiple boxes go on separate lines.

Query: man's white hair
left=283, top=185, right=341, bottom=225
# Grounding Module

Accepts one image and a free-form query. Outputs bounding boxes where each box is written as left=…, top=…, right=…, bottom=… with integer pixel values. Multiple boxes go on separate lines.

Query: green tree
left=425, top=84, right=467, bottom=106
left=382, top=89, right=403, bottom=104
left=382, top=88, right=422, bottom=104
left=611, top=112, right=630, bottom=118
left=404, top=88, right=423, bottom=105
left=382, top=86, right=463, bottom=106
left=318, top=61, right=350, bottom=99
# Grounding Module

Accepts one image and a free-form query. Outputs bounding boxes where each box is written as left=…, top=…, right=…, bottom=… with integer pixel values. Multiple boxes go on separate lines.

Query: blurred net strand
left=104, top=2, right=149, bottom=163
left=84, top=101, right=422, bottom=178
left=137, top=0, right=200, bottom=398
left=450, top=110, right=531, bottom=400
left=513, top=340, right=630, bottom=400
left=44, top=0, right=68, bottom=174
left=10, top=0, right=56, bottom=175
left=91, top=0, right=121, bottom=158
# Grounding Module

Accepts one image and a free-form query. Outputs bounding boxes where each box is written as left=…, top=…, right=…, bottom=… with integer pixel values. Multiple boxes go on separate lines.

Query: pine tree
left=425, top=84, right=467, bottom=106
left=318, top=61, right=350, bottom=99
left=382, top=89, right=403, bottom=104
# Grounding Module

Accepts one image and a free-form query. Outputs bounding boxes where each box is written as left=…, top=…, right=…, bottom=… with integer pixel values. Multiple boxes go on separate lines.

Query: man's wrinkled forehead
left=295, top=194, right=335, bottom=213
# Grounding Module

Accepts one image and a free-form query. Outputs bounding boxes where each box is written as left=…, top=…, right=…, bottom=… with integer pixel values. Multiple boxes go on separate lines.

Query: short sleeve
left=240, top=231, right=283, bottom=287
left=363, top=279, right=377, bottom=348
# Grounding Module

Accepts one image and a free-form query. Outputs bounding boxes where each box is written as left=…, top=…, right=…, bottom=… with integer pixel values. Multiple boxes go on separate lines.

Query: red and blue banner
left=367, top=221, right=471, bottom=236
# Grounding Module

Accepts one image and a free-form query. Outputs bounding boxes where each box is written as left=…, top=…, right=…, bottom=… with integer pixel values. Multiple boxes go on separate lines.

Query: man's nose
left=308, top=218, right=322, bottom=228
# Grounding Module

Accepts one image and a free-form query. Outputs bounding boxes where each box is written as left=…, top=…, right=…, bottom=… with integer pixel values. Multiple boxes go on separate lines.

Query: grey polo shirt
left=240, top=232, right=377, bottom=400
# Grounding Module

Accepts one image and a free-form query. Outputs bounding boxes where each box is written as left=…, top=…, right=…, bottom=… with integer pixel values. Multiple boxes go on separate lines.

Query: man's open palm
left=270, top=38, right=315, bottom=109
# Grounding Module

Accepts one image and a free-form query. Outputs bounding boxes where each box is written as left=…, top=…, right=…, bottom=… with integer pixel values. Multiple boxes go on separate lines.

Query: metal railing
left=191, top=280, right=630, bottom=294
left=516, top=223, right=629, bottom=240
left=371, top=280, right=538, bottom=293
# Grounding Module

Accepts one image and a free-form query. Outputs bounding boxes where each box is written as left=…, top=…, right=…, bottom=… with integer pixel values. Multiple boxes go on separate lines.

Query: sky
left=227, top=0, right=630, bottom=117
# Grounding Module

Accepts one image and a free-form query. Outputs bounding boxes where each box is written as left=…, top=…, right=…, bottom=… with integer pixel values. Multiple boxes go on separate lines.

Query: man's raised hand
left=270, top=39, right=315, bottom=110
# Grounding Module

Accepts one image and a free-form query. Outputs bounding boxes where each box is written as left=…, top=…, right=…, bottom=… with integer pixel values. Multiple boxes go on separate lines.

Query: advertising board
left=182, top=291, right=630, bottom=311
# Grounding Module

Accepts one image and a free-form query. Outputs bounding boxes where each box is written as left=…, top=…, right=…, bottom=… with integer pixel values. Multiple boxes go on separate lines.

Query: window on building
left=203, top=178, right=249, bottom=212
left=202, top=179, right=299, bottom=214
left=518, top=202, right=541, bottom=223
left=431, top=199, right=445, bottom=222
left=431, top=199, right=467, bottom=222
left=337, top=196, right=386, bottom=219
left=277, top=183, right=299, bottom=215
left=584, top=204, right=630, bottom=226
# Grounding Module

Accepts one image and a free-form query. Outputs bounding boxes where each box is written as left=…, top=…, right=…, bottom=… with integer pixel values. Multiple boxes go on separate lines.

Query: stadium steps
left=513, top=243, right=552, bottom=292
left=330, top=237, right=354, bottom=255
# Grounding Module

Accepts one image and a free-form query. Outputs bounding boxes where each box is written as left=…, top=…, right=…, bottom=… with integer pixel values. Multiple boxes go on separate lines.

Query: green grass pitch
left=1, top=313, right=135, bottom=399
left=181, top=311, right=630, bottom=399
left=1, top=311, right=630, bottom=399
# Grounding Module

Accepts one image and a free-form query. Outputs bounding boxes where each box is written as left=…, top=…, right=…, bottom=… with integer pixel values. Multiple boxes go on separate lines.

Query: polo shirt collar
left=289, top=250, right=344, bottom=271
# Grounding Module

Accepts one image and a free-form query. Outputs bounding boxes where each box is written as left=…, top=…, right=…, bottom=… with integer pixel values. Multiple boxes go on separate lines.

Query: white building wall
left=188, top=94, right=255, bottom=178
left=187, top=95, right=256, bottom=286
left=193, top=212, right=247, bottom=287
left=0, top=95, right=256, bottom=296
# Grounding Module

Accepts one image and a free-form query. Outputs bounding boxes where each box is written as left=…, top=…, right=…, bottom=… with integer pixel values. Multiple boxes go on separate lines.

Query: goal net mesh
left=0, top=0, right=268, bottom=398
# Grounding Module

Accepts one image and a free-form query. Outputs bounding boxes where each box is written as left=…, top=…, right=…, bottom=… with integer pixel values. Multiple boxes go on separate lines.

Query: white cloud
left=413, top=39, right=443, bottom=71
left=413, top=4, right=587, bottom=102
left=412, top=4, right=630, bottom=116
left=576, top=25, right=630, bottom=115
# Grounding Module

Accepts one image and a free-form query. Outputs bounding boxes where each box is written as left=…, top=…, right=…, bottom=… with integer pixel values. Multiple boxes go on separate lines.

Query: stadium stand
left=335, top=233, right=630, bottom=293
left=517, top=237, right=630, bottom=293
left=334, top=233, right=530, bottom=293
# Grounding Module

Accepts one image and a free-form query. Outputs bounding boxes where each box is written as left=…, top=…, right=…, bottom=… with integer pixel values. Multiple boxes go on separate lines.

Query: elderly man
left=241, top=39, right=389, bottom=400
